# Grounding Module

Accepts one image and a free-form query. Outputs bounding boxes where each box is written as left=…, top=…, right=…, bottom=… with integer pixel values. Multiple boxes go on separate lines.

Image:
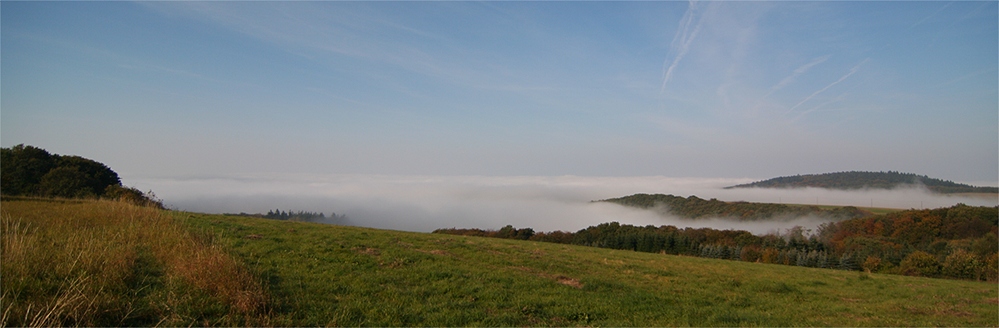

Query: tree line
left=1, top=144, right=162, bottom=208
left=435, top=204, right=998, bottom=281
left=599, top=193, right=869, bottom=221
left=226, top=209, right=348, bottom=224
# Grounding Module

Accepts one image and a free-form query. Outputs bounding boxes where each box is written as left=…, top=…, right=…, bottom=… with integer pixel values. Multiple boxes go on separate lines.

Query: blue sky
left=3, top=1, right=997, bottom=185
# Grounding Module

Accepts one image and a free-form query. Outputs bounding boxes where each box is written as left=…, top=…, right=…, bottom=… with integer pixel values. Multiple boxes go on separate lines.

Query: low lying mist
left=130, top=174, right=998, bottom=235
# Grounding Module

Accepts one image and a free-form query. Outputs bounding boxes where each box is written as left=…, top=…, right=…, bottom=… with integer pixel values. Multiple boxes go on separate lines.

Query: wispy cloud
left=145, top=3, right=465, bottom=85
left=785, top=58, right=869, bottom=116
left=661, top=0, right=703, bottom=93
left=11, top=28, right=226, bottom=88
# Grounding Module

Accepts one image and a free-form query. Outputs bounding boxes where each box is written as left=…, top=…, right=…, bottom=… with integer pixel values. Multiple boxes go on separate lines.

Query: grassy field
left=3, top=198, right=997, bottom=326
left=179, top=210, right=998, bottom=326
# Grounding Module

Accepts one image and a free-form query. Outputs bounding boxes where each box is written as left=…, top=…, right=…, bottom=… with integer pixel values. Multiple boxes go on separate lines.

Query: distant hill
left=725, top=171, right=998, bottom=194
left=598, top=193, right=870, bottom=221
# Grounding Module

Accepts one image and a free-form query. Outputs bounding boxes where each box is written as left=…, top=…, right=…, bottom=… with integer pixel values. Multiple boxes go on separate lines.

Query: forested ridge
left=726, top=171, right=998, bottom=193
left=1, top=144, right=161, bottom=207
left=436, top=204, right=999, bottom=281
left=599, top=193, right=870, bottom=221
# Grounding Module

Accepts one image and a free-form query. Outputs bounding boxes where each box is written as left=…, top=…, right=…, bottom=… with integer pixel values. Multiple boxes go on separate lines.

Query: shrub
left=971, top=233, right=998, bottom=258
left=862, top=256, right=882, bottom=273
left=740, top=245, right=762, bottom=262
left=982, top=253, right=998, bottom=282
left=900, top=251, right=941, bottom=277
left=760, top=248, right=780, bottom=264
left=942, top=249, right=980, bottom=280
left=103, top=185, right=164, bottom=209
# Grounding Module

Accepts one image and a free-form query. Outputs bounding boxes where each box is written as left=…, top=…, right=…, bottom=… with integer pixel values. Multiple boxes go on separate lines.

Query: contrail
left=661, top=0, right=703, bottom=93
left=771, top=55, right=831, bottom=93
left=748, top=55, right=830, bottom=115
left=792, top=92, right=848, bottom=122
left=785, top=58, right=869, bottom=116
left=935, top=67, right=996, bottom=88
left=911, top=2, right=953, bottom=28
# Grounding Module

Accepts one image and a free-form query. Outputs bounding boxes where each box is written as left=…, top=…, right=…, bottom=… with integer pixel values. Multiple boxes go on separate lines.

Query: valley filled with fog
left=133, top=174, right=998, bottom=235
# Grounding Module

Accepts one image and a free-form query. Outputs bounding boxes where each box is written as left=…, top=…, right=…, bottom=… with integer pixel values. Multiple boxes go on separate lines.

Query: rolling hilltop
left=726, top=171, right=998, bottom=194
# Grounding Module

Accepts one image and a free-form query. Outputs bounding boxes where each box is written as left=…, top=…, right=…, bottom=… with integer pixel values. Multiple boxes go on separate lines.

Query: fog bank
left=129, top=174, right=998, bottom=234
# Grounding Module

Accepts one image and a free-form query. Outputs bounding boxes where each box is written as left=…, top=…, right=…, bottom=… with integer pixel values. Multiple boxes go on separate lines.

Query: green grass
left=4, top=198, right=995, bottom=326
left=180, top=211, right=998, bottom=327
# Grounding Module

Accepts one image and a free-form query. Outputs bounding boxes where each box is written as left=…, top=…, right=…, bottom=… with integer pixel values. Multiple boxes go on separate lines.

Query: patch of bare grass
left=555, top=276, right=584, bottom=289
left=353, top=246, right=381, bottom=256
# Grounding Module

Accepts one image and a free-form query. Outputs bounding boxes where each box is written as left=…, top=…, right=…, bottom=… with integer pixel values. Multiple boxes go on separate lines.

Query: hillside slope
left=726, top=171, right=998, bottom=193
left=179, top=210, right=997, bottom=326
left=3, top=199, right=995, bottom=326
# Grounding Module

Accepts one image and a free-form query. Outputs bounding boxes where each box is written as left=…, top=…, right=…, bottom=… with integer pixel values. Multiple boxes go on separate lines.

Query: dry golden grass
left=1, top=199, right=267, bottom=327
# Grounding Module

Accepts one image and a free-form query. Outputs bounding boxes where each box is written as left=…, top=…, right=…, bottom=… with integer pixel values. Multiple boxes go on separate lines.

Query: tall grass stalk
left=1, top=199, right=267, bottom=326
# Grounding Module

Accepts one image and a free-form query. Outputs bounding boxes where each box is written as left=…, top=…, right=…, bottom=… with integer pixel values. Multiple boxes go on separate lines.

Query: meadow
left=3, top=198, right=997, bottom=326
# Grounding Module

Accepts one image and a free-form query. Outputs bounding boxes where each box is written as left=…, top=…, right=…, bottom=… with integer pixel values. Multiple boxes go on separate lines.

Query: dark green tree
left=515, top=227, right=535, bottom=240
left=498, top=225, right=517, bottom=239
left=1, top=145, right=161, bottom=206
left=39, top=166, right=94, bottom=198
left=1, top=144, right=56, bottom=195
left=55, top=155, right=120, bottom=195
left=837, top=253, right=858, bottom=271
